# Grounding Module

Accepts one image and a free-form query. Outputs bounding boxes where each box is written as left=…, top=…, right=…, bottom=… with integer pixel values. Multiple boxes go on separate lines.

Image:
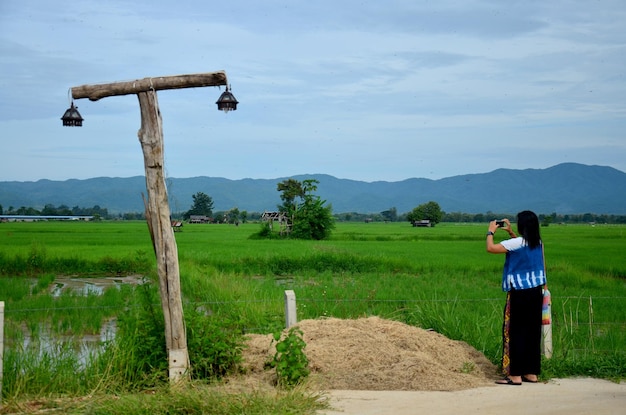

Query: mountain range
left=1, top=163, right=625, bottom=215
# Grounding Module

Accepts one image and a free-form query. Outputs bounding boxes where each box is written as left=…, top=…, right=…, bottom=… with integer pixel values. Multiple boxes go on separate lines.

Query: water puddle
left=11, top=275, right=147, bottom=367
left=14, top=318, right=117, bottom=369
left=50, top=274, right=146, bottom=297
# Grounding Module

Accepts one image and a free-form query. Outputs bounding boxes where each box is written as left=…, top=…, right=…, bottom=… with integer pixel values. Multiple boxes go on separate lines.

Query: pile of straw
left=239, top=316, right=497, bottom=391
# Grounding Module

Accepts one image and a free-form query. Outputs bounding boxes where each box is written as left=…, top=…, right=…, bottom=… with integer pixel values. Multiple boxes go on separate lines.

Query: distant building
left=412, top=220, right=431, bottom=227
left=188, top=215, right=211, bottom=224
left=0, top=215, right=94, bottom=222
left=261, top=211, right=290, bottom=234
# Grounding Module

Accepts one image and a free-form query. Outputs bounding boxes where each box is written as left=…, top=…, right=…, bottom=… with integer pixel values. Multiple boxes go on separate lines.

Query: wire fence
left=4, top=294, right=625, bottom=332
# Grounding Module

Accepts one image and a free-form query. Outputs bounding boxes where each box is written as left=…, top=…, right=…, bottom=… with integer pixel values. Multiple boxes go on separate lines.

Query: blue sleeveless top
left=500, top=237, right=546, bottom=292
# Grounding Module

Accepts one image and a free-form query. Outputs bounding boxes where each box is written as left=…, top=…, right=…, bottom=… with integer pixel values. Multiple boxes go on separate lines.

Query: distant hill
left=1, top=163, right=625, bottom=215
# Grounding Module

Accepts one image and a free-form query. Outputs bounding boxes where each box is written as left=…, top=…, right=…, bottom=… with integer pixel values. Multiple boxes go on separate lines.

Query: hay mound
left=239, top=316, right=498, bottom=391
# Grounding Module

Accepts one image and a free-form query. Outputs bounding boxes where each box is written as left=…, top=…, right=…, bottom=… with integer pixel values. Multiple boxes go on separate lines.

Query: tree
left=277, top=178, right=305, bottom=221
left=407, top=201, right=443, bottom=225
left=227, top=207, right=240, bottom=224
left=276, top=178, right=335, bottom=240
left=41, top=204, right=58, bottom=216
left=381, top=207, right=398, bottom=222
left=16, top=206, right=39, bottom=215
left=183, top=192, right=214, bottom=220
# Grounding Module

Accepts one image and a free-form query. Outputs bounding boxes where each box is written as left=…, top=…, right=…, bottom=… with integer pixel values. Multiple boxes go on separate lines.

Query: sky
left=1, top=0, right=625, bottom=183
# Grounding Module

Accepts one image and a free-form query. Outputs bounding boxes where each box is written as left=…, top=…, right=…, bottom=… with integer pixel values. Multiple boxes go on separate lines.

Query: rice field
left=0, top=219, right=624, bottom=405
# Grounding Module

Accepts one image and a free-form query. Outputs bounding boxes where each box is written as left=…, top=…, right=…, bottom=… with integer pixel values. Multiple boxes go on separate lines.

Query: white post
left=284, top=290, right=297, bottom=328
left=0, top=301, right=4, bottom=403
left=542, top=324, right=553, bottom=359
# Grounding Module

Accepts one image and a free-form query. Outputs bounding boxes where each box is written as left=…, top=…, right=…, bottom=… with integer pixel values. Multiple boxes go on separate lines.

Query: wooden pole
left=137, top=90, right=188, bottom=381
left=69, top=71, right=228, bottom=382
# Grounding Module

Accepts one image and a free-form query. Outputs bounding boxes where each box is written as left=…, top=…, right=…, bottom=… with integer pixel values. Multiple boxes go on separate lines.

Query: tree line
left=337, top=210, right=626, bottom=225
left=3, top=197, right=625, bottom=227
left=0, top=204, right=110, bottom=219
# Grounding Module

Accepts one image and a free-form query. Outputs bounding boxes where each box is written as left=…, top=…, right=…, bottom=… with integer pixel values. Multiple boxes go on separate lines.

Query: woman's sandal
left=522, top=375, right=538, bottom=383
left=495, top=377, right=522, bottom=385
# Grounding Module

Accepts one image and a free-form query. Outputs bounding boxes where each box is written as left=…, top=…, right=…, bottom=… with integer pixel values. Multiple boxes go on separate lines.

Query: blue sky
left=1, top=0, right=625, bottom=182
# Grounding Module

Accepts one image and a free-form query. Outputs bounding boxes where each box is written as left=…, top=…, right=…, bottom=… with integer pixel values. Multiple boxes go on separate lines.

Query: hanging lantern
left=61, top=102, right=84, bottom=127
left=216, top=86, right=238, bottom=112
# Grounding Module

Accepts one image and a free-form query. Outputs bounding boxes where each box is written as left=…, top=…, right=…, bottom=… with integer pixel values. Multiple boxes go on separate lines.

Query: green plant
left=276, top=178, right=335, bottom=240
left=287, top=194, right=335, bottom=240
left=266, top=327, right=310, bottom=388
left=103, top=281, right=168, bottom=389
left=186, top=307, right=245, bottom=380
left=251, top=221, right=278, bottom=239
left=461, top=361, right=476, bottom=374
left=27, top=243, right=47, bottom=273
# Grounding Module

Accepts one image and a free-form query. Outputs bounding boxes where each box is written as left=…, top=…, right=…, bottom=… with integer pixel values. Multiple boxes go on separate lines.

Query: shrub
left=266, top=327, right=310, bottom=388
left=186, top=307, right=245, bottom=380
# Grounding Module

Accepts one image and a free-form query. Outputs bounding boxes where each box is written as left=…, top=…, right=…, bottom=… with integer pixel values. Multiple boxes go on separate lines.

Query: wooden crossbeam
left=71, top=71, right=228, bottom=101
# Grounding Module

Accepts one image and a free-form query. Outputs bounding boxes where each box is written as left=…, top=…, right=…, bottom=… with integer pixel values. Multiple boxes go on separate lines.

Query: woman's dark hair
left=517, top=210, right=541, bottom=249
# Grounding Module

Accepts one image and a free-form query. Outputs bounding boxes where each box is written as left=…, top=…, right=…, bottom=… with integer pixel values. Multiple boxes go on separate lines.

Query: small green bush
left=250, top=221, right=280, bottom=239
left=186, top=307, right=245, bottom=380
left=266, top=327, right=310, bottom=388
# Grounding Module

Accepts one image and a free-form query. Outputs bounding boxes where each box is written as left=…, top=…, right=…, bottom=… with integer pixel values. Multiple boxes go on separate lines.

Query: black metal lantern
left=61, top=102, right=84, bottom=127
left=216, top=86, right=238, bottom=112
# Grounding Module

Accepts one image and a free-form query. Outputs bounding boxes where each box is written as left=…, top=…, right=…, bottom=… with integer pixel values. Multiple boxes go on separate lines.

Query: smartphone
left=496, top=220, right=506, bottom=228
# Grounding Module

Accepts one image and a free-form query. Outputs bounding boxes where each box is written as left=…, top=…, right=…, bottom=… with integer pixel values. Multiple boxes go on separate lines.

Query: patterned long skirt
left=501, top=292, right=512, bottom=375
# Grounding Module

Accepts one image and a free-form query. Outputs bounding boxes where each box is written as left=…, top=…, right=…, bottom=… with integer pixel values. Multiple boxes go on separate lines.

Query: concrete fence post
left=284, top=290, right=297, bottom=328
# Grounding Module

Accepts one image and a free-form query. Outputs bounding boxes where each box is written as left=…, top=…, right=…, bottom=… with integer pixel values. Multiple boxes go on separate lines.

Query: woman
left=486, top=210, right=546, bottom=385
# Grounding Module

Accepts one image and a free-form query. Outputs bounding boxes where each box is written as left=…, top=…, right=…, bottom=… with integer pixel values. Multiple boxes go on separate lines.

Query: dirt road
left=320, top=378, right=625, bottom=415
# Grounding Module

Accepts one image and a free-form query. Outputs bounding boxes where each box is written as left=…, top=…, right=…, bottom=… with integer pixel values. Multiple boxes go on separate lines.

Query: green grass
left=1, top=383, right=328, bottom=415
left=0, top=220, right=624, bottom=413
